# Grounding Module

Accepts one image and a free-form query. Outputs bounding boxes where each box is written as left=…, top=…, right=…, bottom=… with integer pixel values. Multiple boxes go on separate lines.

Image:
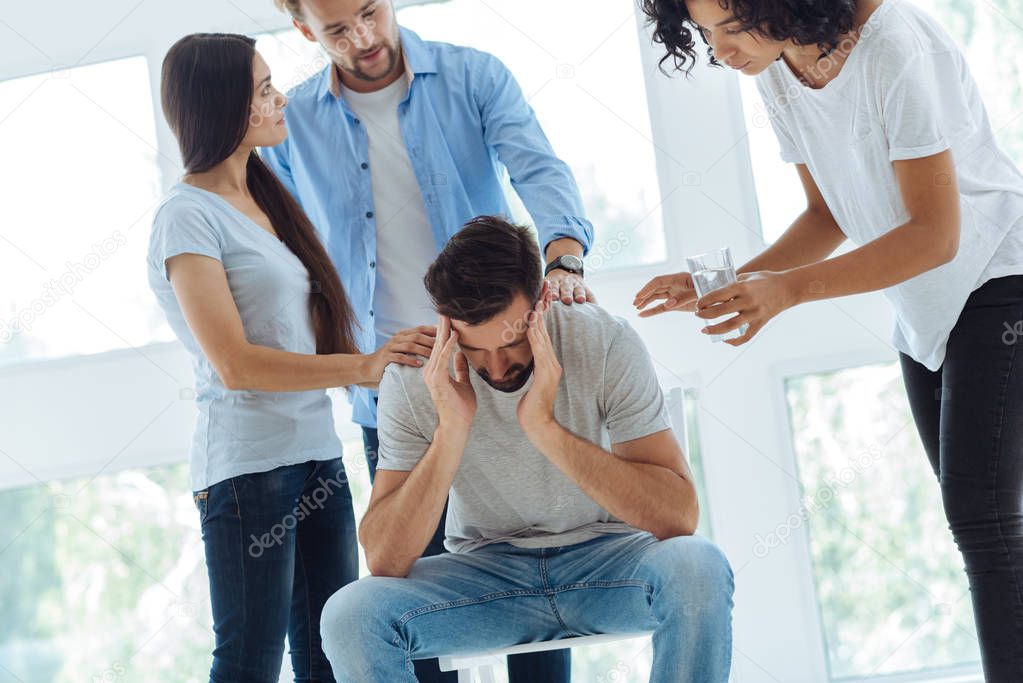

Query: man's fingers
left=454, top=351, right=469, bottom=384
left=424, top=317, right=451, bottom=379
left=560, top=277, right=579, bottom=303
left=548, top=281, right=566, bottom=305
left=540, top=279, right=553, bottom=305
left=440, top=328, right=459, bottom=362
left=527, top=313, right=546, bottom=351
left=429, top=316, right=449, bottom=360
left=529, top=302, right=553, bottom=350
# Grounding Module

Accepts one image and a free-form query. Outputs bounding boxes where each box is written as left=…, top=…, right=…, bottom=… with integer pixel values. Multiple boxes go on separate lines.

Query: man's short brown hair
left=424, top=216, right=543, bottom=325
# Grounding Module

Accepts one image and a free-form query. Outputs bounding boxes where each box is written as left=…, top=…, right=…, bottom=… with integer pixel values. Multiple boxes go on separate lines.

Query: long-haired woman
left=150, top=33, right=435, bottom=682
left=635, top=0, right=1023, bottom=677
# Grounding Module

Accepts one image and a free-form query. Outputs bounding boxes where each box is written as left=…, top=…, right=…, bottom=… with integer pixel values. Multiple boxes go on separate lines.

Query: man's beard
left=477, top=360, right=535, bottom=393
left=340, top=43, right=400, bottom=83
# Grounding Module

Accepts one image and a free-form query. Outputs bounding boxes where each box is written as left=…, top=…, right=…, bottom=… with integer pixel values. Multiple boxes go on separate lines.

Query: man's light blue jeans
left=320, top=531, right=733, bottom=682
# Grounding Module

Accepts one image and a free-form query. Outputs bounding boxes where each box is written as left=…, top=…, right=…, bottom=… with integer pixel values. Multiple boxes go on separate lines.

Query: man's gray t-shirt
left=376, top=302, right=672, bottom=553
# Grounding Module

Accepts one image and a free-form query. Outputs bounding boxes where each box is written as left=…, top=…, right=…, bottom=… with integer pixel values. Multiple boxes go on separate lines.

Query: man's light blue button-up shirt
left=261, top=27, right=593, bottom=428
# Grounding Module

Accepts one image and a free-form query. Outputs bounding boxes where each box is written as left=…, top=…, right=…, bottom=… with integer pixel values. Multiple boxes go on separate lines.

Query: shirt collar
left=318, top=26, right=437, bottom=101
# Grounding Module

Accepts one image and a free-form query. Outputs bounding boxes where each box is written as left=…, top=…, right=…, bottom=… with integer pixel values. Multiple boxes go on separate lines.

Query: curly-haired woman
left=634, top=0, right=1023, bottom=677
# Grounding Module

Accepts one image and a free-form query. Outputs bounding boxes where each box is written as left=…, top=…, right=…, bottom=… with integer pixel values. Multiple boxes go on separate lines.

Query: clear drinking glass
left=686, top=246, right=749, bottom=343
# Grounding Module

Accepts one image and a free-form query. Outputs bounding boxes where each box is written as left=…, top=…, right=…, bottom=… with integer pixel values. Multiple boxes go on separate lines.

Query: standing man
left=262, top=1, right=595, bottom=680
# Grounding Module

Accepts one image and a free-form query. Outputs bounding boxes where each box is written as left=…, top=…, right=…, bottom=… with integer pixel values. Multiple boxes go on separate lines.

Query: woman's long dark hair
left=160, top=32, right=359, bottom=356
left=641, top=0, right=857, bottom=74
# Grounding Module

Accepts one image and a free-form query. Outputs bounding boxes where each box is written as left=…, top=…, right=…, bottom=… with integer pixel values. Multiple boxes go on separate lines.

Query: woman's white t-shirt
left=755, top=0, right=1023, bottom=370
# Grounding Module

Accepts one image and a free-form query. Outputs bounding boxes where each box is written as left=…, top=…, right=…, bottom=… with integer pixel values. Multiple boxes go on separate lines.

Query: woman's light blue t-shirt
left=147, top=182, right=342, bottom=491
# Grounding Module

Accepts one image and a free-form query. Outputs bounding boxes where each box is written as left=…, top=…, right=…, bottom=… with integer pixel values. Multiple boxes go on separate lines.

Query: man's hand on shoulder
left=544, top=238, right=596, bottom=305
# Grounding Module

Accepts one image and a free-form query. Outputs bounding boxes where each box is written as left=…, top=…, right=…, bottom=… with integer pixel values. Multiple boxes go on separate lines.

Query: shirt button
left=360, top=162, right=368, bottom=170
left=369, top=260, right=376, bottom=268
left=353, top=118, right=361, bottom=125
left=369, top=310, right=375, bottom=317
left=366, top=211, right=374, bottom=218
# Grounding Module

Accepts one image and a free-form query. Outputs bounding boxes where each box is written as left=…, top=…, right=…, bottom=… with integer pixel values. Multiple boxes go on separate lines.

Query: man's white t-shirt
left=756, top=0, right=1023, bottom=370
left=341, top=74, right=437, bottom=348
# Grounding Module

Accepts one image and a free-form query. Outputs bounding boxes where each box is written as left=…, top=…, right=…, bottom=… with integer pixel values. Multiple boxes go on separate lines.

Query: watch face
left=561, top=255, right=584, bottom=271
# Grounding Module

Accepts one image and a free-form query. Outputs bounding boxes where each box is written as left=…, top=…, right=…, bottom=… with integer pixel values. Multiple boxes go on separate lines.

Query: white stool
left=434, top=632, right=653, bottom=683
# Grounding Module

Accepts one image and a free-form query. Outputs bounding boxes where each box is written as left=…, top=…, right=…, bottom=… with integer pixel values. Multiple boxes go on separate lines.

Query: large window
left=784, top=363, right=979, bottom=679
left=0, top=56, right=169, bottom=367
left=0, top=462, right=210, bottom=683
left=737, top=77, right=805, bottom=245
left=399, top=0, right=667, bottom=274
left=919, top=0, right=1023, bottom=164
left=255, top=31, right=328, bottom=95
left=0, top=434, right=368, bottom=683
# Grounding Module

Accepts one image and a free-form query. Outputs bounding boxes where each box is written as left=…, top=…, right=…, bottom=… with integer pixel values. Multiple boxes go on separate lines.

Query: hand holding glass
left=686, top=247, right=749, bottom=343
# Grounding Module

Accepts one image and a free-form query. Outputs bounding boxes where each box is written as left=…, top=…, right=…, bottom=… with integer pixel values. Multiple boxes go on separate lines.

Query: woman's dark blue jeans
left=900, top=274, right=1023, bottom=680
left=362, top=426, right=571, bottom=683
left=196, top=457, right=358, bottom=683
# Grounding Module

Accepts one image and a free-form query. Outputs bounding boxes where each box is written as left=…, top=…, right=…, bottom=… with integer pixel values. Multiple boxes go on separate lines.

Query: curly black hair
left=640, top=0, right=857, bottom=74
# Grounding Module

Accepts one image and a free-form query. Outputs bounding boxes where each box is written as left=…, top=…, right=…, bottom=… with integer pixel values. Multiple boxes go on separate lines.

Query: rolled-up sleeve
left=474, top=52, right=594, bottom=255
left=882, top=51, right=976, bottom=162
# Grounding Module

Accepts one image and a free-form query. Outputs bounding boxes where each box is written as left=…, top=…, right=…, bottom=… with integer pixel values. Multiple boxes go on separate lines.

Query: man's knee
left=320, top=576, right=402, bottom=663
left=653, top=535, right=734, bottom=616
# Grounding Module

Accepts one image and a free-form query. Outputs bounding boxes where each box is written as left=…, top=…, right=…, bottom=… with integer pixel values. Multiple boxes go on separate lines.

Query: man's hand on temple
left=518, top=282, right=563, bottom=437
left=423, top=315, right=477, bottom=433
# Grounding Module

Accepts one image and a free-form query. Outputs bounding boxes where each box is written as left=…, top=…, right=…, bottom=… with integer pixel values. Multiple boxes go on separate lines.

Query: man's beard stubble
left=477, top=360, right=535, bottom=393
left=339, top=43, right=400, bottom=83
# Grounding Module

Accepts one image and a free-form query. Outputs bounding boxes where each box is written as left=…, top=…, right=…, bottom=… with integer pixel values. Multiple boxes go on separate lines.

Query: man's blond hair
left=274, top=0, right=303, bottom=19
